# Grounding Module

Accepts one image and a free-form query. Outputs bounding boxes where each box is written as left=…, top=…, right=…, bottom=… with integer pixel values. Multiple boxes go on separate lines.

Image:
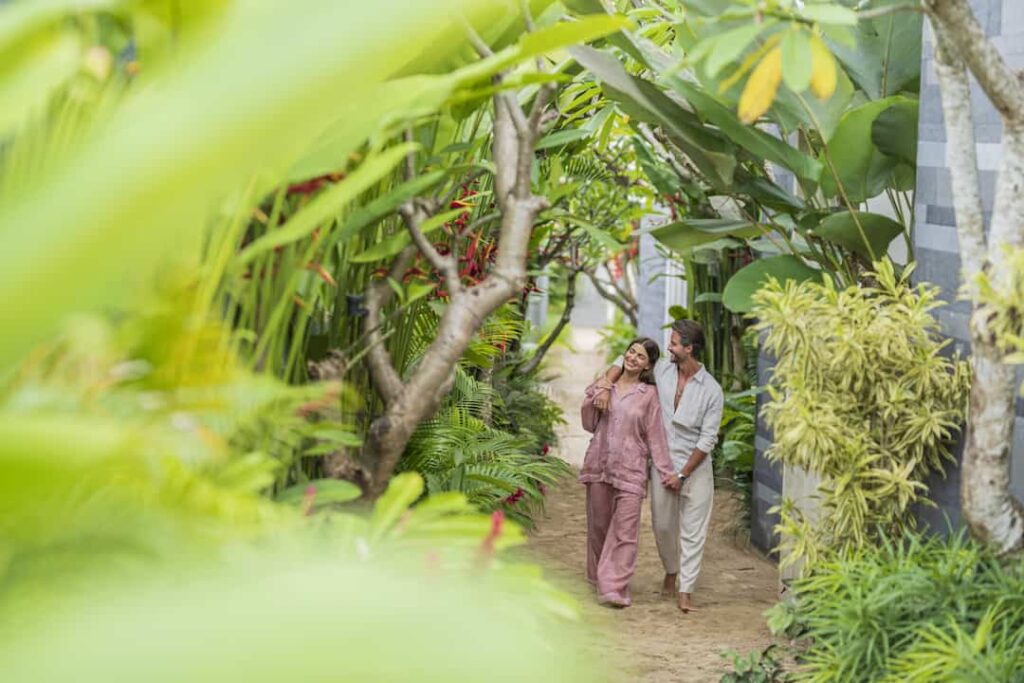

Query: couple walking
left=580, top=319, right=724, bottom=613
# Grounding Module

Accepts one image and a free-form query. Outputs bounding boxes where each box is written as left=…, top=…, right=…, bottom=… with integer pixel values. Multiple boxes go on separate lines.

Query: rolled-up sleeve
left=695, top=389, right=724, bottom=454
left=644, top=395, right=675, bottom=478
left=581, top=383, right=601, bottom=433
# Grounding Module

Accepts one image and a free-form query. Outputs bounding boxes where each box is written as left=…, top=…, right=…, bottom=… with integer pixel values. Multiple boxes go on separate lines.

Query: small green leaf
left=519, top=14, right=632, bottom=57
left=404, top=281, right=437, bottom=306
left=781, top=28, right=812, bottom=92
left=535, top=128, right=592, bottom=150
left=704, top=20, right=777, bottom=77
left=801, top=3, right=858, bottom=26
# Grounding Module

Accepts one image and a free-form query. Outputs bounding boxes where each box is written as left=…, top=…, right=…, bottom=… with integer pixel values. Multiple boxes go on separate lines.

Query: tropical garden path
left=523, top=328, right=779, bottom=682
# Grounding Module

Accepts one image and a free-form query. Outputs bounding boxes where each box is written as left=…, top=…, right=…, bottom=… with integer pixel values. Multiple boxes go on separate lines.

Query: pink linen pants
left=585, top=482, right=643, bottom=606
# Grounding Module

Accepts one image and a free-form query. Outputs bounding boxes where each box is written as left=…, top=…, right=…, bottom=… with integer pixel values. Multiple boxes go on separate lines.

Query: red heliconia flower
left=541, top=443, right=550, bottom=456
left=479, top=509, right=506, bottom=560
left=504, top=488, right=525, bottom=505
left=286, top=172, right=346, bottom=196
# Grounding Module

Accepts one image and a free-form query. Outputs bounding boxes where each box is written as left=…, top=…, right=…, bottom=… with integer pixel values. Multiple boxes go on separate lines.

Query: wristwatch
left=676, top=472, right=688, bottom=482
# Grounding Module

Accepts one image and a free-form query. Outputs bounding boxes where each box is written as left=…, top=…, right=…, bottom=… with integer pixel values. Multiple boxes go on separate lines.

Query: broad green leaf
left=332, top=170, right=448, bottom=247
left=0, top=0, right=118, bottom=53
left=633, top=137, right=680, bottom=196
left=0, top=0, right=503, bottom=368
left=564, top=216, right=622, bottom=251
left=276, top=479, right=361, bottom=505
left=723, top=255, right=821, bottom=312
left=287, top=76, right=454, bottom=182
left=736, top=176, right=806, bottom=212
left=370, top=472, right=425, bottom=540
left=350, top=207, right=467, bottom=264
left=669, top=78, right=821, bottom=182
left=814, top=211, right=904, bottom=262
left=704, top=20, right=777, bottom=77
left=238, top=143, right=417, bottom=265
left=800, top=3, right=858, bottom=26
left=519, top=14, right=632, bottom=57
left=829, top=1, right=922, bottom=99
left=820, top=96, right=913, bottom=202
left=570, top=46, right=736, bottom=187
left=781, top=29, right=812, bottom=93
left=772, top=67, right=855, bottom=142
left=562, top=0, right=606, bottom=13
left=871, top=99, right=919, bottom=164
left=404, top=281, right=438, bottom=306
left=653, top=219, right=763, bottom=254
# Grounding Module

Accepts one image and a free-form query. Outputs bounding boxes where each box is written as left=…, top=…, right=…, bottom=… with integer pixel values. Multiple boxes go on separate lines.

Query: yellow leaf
left=738, top=46, right=782, bottom=124
left=718, top=33, right=781, bottom=95
left=809, top=34, right=836, bottom=101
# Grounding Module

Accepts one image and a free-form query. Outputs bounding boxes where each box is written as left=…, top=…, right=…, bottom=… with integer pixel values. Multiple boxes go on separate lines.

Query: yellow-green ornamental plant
left=752, top=260, right=970, bottom=570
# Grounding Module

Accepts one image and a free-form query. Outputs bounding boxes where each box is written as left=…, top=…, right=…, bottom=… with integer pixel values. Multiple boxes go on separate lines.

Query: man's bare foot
left=661, top=573, right=677, bottom=597
left=677, top=592, right=699, bottom=613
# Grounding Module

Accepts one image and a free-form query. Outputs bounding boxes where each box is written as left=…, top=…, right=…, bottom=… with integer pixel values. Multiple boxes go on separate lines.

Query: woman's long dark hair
left=625, top=337, right=660, bottom=385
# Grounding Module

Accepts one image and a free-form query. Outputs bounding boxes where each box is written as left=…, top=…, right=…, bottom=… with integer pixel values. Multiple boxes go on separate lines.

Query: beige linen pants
left=649, top=460, right=714, bottom=593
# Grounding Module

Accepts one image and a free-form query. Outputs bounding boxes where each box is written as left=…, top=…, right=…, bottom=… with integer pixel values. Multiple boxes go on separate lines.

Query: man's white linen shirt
left=614, top=356, right=724, bottom=471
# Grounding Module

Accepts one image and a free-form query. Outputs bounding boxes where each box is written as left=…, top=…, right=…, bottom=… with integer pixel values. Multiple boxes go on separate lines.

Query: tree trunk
left=927, top=0, right=1024, bottom=552
left=516, top=268, right=578, bottom=376
left=359, top=37, right=556, bottom=495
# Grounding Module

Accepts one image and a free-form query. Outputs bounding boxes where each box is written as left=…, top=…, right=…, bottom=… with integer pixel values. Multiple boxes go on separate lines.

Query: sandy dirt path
left=523, top=329, right=779, bottom=682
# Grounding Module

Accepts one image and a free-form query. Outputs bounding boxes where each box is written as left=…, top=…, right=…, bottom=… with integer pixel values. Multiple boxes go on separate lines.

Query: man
left=592, top=319, right=723, bottom=613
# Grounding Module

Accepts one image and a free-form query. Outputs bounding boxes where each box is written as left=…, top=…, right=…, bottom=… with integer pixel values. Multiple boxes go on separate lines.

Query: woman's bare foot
left=677, top=592, right=699, bottom=613
left=661, top=573, right=677, bottom=597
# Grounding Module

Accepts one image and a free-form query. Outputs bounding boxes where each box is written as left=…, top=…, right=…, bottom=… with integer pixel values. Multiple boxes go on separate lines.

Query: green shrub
left=720, top=645, right=786, bottom=683
left=751, top=260, right=970, bottom=569
left=767, top=533, right=1024, bottom=682
left=399, top=366, right=570, bottom=528
left=713, top=388, right=758, bottom=532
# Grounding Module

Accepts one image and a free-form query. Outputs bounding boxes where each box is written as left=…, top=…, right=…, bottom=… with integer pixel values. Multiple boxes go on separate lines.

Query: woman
left=580, top=337, right=678, bottom=607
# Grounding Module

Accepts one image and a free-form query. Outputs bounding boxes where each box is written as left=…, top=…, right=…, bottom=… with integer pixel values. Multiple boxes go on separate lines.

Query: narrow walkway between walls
left=523, top=328, right=779, bottom=682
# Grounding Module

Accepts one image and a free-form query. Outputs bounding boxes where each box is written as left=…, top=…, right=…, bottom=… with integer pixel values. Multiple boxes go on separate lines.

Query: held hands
left=660, top=473, right=681, bottom=492
left=592, top=379, right=613, bottom=410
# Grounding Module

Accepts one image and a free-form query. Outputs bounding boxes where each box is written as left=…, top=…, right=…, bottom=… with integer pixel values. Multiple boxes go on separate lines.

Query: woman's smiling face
left=623, top=342, right=651, bottom=373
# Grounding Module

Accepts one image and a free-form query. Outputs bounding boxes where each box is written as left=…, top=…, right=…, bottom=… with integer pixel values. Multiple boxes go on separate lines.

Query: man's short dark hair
left=671, top=319, right=705, bottom=356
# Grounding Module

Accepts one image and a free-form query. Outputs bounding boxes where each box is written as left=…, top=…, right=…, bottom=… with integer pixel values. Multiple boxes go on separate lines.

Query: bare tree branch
left=924, top=0, right=1024, bottom=120
left=399, top=200, right=462, bottom=296
left=363, top=245, right=416, bottom=404
left=586, top=268, right=638, bottom=326
left=931, top=28, right=987, bottom=290
left=516, top=267, right=579, bottom=376
left=603, top=260, right=638, bottom=310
